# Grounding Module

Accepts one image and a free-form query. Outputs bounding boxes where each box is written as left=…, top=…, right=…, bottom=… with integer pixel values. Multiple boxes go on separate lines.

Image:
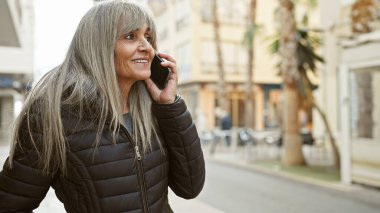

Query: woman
left=0, top=1, right=205, bottom=212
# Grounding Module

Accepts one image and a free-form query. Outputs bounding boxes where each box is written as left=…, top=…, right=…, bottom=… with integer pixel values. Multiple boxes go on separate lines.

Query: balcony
left=0, top=0, right=21, bottom=47
left=0, top=0, right=33, bottom=76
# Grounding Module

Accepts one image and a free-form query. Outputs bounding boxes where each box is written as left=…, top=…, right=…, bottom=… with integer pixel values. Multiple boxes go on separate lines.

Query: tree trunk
left=244, top=0, right=257, bottom=129
left=282, top=83, right=304, bottom=165
left=279, top=0, right=305, bottom=165
left=212, top=0, right=227, bottom=111
left=313, top=101, right=340, bottom=168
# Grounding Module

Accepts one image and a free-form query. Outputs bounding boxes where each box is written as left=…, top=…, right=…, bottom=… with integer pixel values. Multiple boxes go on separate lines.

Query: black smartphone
left=150, top=54, right=171, bottom=89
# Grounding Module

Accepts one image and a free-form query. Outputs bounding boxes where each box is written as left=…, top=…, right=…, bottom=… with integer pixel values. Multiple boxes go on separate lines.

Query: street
left=198, top=161, right=380, bottom=213
left=2, top=0, right=380, bottom=211
left=2, top=144, right=380, bottom=213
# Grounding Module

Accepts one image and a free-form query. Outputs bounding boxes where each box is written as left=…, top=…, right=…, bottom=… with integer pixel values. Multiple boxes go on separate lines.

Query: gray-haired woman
left=0, top=0, right=205, bottom=212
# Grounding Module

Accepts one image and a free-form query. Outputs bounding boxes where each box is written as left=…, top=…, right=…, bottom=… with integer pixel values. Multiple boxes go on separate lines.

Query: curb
left=205, top=156, right=355, bottom=192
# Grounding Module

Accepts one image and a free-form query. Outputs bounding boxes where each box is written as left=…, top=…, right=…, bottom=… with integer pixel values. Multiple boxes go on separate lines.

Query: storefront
left=339, top=31, right=380, bottom=187
left=178, top=82, right=281, bottom=133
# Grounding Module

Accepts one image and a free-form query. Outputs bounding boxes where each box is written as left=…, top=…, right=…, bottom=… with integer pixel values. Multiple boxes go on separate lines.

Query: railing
left=201, top=128, right=335, bottom=166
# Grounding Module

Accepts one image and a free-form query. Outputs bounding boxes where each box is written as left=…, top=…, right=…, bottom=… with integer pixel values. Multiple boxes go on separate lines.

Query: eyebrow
left=130, top=26, right=151, bottom=33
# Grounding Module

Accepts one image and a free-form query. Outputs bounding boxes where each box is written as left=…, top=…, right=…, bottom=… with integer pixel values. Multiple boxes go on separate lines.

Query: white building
left=0, top=0, right=34, bottom=143
left=319, top=0, right=380, bottom=187
left=147, top=0, right=287, bottom=131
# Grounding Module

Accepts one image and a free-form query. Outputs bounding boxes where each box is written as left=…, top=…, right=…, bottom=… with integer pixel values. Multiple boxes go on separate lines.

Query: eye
left=145, top=34, right=153, bottom=43
left=125, top=33, right=135, bottom=40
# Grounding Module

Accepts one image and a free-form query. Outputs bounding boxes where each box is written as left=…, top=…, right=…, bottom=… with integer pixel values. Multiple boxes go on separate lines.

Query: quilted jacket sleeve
left=152, top=97, right=205, bottom=199
left=0, top=132, right=52, bottom=212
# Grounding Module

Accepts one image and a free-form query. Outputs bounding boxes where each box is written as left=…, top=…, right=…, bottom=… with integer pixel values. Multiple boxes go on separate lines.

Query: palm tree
left=212, top=0, right=227, bottom=113
left=296, top=0, right=318, bottom=28
left=270, top=32, right=342, bottom=169
left=271, top=0, right=341, bottom=168
left=277, top=0, right=305, bottom=166
left=243, top=0, right=258, bottom=129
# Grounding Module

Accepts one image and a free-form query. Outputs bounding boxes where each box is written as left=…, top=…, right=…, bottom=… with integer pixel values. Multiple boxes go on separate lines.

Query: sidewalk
left=203, top=143, right=380, bottom=205
left=205, top=148, right=349, bottom=191
left=33, top=188, right=224, bottom=213
left=169, top=191, right=224, bottom=213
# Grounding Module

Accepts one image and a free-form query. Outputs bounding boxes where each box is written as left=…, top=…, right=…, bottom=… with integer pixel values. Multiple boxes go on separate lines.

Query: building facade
left=147, top=0, right=287, bottom=132
left=0, top=0, right=34, bottom=143
left=319, top=0, right=380, bottom=187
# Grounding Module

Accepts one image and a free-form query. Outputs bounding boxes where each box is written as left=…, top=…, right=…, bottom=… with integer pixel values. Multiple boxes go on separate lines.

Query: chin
left=138, top=71, right=151, bottom=80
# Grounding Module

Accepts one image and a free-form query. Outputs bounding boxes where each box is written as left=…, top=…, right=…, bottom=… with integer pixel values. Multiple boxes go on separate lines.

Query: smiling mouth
left=132, top=59, right=149, bottom=63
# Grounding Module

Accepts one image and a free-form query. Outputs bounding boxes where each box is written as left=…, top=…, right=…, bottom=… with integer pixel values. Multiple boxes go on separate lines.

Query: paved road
left=198, top=161, right=380, bottom=213
left=2, top=144, right=380, bottom=213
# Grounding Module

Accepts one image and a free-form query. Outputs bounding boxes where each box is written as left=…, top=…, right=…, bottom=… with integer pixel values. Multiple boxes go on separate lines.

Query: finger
left=157, top=52, right=176, bottom=64
left=160, top=61, right=177, bottom=73
left=166, top=78, right=178, bottom=89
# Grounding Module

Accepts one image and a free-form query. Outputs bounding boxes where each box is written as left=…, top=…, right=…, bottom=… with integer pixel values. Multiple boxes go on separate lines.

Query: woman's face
left=114, top=24, right=154, bottom=85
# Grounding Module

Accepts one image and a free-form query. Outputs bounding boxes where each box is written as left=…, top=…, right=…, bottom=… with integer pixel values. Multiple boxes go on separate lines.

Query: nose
left=138, top=38, right=152, bottom=52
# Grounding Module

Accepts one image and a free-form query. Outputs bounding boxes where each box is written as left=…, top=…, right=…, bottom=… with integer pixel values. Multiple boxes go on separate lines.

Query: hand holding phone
left=150, top=54, right=171, bottom=90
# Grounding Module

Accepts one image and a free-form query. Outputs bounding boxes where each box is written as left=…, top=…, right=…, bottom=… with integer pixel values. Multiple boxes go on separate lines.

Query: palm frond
left=242, top=24, right=261, bottom=48
left=268, top=27, right=324, bottom=93
left=268, top=37, right=280, bottom=54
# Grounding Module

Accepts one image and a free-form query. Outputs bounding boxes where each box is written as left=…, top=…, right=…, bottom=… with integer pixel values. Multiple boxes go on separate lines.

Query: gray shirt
left=123, top=113, right=133, bottom=134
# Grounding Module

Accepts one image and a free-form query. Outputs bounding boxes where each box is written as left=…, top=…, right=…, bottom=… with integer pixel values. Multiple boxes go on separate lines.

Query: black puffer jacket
left=0, top=97, right=205, bottom=213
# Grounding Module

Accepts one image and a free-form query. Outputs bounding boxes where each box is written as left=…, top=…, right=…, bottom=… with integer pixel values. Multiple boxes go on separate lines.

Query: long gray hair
left=9, top=0, right=161, bottom=175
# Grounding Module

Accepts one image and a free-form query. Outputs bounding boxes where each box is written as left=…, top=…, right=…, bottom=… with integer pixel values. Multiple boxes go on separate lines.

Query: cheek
left=114, top=48, right=131, bottom=73
left=114, top=46, right=122, bottom=70
left=148, top=46, right=155, bottom=57
left=114, top=55, right=123, bottom=75
left=115, top=58, right=131, bottom=78
left=114, top=41, right=133, bottom=62
left=114, top=57, right=130, bottom=79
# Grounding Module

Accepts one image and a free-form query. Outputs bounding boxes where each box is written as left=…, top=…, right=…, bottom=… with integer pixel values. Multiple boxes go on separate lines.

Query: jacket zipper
left=134, top=145, right=149, bottom=213
left=121, top=126, right=149, bottom=213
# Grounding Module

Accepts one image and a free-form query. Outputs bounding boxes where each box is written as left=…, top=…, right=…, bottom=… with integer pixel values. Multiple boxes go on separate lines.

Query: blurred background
left=1, top=0, right=380, bottom=212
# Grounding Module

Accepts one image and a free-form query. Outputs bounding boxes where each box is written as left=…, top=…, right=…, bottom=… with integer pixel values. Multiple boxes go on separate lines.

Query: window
left=200, top=41, right=247, bottom=73
left=156, top=15, right=170, bottom=42
left=176, top=42, right=192, bottom=81
left=349, top=67, right=380, bottom=140
left=175, top=0, right=191, bottom=31
left=200, top=0, right=249, bottom=25
left=341, top=0, right=355, bottom=6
